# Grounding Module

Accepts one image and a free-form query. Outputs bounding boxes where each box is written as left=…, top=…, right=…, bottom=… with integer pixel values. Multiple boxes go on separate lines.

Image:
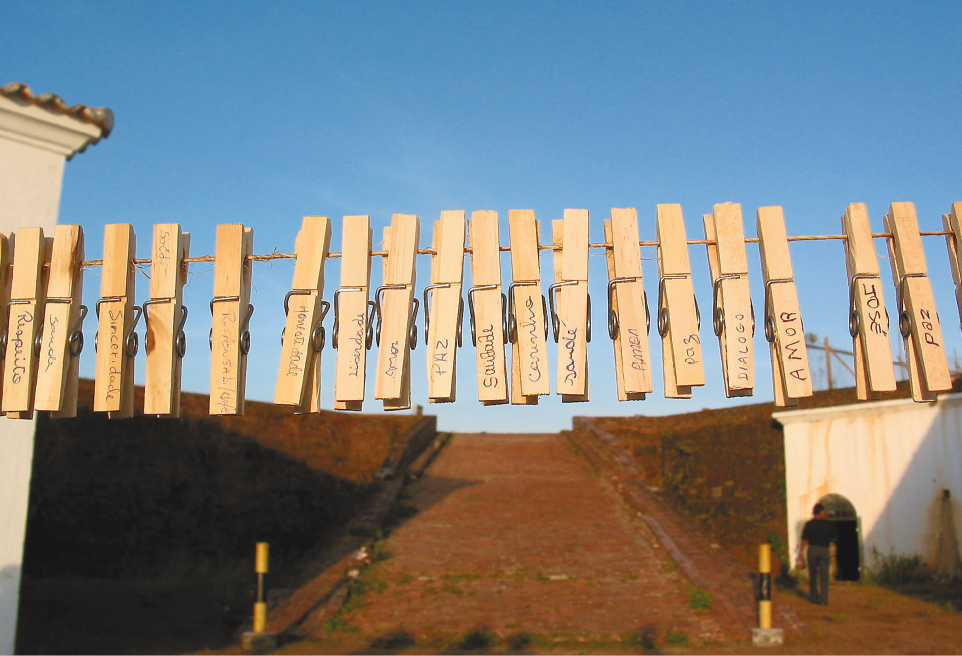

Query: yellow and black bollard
left=751, top=544, right=784, bottom=646
left=242, top=542, right=278, bottom=652
left=254, top=542, right=269, bottom=632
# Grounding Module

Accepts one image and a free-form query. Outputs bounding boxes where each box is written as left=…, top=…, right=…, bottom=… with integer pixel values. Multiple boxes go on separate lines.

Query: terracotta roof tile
left=1, top=81, right=113, bottom=138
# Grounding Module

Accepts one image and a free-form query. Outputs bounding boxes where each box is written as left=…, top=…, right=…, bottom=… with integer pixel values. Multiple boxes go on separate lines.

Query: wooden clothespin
left=34, top=225, right=86, bottom=417
left=374, top=215, right=419, bottom=411
left=275, top=216, right=332, bottom=412
left=704, top=203, right=754, bottom=397
left=210, top=224, right=254, bottom=416
left=469, top=210, right=508, bottom=405
left=507, top=209, right=549, bottom=405
left=655, top=204, right=704, bottom=398
left=756, top=207, right=812, bottom=407
left=333, top=215, right=373, bottom=411
left=883, top=202, right=951, bottom=402
left=425, top=211, right=465, bottom=403
left=2, top=227, right=52, bottom=418
left=842, top=203, right=897, bottom=400
left=143, top=224, right=190, bottom=417
left=604, top=208, right=651, bottom=400
left=550, top=210, right=590, bottom=401
left=0, top=232, right=12, bottom=411
left=942, top=202, right=962, bottom=332
left=94, top=224, right=139, bottom=418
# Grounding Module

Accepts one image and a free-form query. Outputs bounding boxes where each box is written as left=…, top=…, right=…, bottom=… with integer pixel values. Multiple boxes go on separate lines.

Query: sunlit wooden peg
left=551, top=210, right=590, bottom=401
left=425, top=211, right=465, bottom=403
left=274, top=216, right=332, bottom=412
left=143, top=224, right=190, bottom=417
left=942, top=202, right=962, bottom=332
left=606, top=208, right=651, bottom=399
left=333, top=215, right=373, bottom=411
left=0, top=232, right=13, bottom=411
left=209, top=224, right=254, bottom=416
left=34, top=225, right=86, bottom=417
left=842, top=203, right=897, bottom=400
left=704, top=203, right=754, bottom=397
left=94, top=224, right=139, bottom=418
left=468, top=211, right=508, bottom=405
left=883, top=202, right=951, bottom=402
left=2, top=228, right=51, bottom=418
left=655, top=204, right=704, bottom=399
left=756, top=207, right=812, bottom=407
left=374, top=215, right=419, bottom=409
left=507, top=209, right=549, bottom=404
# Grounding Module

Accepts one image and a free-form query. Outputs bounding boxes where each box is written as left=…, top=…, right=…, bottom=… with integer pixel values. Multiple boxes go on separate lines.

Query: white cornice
left=773, top=392, right=962, bottom=426
left=0, top=94, right=105, bottom=159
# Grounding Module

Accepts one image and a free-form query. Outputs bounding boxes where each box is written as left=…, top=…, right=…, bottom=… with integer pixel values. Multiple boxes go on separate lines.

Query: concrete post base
left=751, top=627, right=784, bottom=646
left=241, top=631, right=278, bottom=652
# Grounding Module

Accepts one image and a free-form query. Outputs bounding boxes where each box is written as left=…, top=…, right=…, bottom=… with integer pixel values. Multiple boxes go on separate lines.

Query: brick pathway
left=327, top=433, right=729, bottom=644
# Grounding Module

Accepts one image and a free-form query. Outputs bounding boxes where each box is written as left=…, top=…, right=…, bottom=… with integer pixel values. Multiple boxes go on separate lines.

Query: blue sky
left=4, top=1, right=962, bottom=431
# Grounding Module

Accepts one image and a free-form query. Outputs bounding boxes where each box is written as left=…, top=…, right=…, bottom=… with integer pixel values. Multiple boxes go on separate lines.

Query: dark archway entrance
left=817, top=493, right=860, bottom=581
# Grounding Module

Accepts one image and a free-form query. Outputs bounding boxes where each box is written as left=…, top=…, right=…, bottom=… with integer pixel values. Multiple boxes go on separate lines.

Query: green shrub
left=871, top=547, right=929, bottom=586
left=688, top=586, right=713, bottom=610
left=664, top=628, right=689, bottom=645
left=457, top=626, right=498, bottom=650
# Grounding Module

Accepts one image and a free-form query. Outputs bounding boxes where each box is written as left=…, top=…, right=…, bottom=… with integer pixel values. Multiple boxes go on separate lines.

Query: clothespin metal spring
left=607, top=277, right=649, bottom=340
left=656, top=274, right=700, bottom=337
left=897, top=272, right=930, bottom=339
left=423, top=283, right=464, bottom=347
left=712, top=274, right=754, bottom=338
left=847, top=273, right=889, bottom=339
left=374, top=285, right=419, bottom=350
left=332, top=288, right=376, bottom=350
left=548, top=280, right=591, bottom=344
left=209, top=297, right=254, bottom=355
left=279, top=290, right=329, bottom=352
left=762, top=278, right=792, bottom=344
left=507, top=281, right=548, bottom=344
left=94, top=298, right=143, bottom=357
left=143, top=298, right=188, bottom=357
left=467, top=284, right=507, bottom=347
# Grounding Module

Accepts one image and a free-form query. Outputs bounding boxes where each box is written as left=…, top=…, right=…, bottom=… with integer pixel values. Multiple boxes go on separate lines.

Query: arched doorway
left=817, top=493, right=860, bottom=581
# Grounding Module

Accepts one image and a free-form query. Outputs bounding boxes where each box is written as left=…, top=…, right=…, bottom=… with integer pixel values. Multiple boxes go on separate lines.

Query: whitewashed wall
left=0, top=92, right=104, bottom=655
left=777, top=394, right=962, bottom=574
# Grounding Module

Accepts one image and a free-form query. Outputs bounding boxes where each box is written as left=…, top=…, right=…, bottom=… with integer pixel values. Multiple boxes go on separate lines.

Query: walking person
left=796, top=503, right=838, bottom=605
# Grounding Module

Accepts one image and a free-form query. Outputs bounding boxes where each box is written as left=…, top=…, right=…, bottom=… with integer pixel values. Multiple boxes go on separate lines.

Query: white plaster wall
left=780, top=395, right=962, bottom=574
left=0, top=94, right=100, bottom=654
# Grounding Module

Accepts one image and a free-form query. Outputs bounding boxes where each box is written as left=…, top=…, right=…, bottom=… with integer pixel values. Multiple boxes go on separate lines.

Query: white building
left=777, top=394, right=962, bottom=581
left=0, top=82, right=111, bottom=655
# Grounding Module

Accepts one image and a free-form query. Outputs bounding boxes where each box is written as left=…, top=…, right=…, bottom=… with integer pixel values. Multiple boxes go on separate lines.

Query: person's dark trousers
left=808, top=545, right=831, bottom=605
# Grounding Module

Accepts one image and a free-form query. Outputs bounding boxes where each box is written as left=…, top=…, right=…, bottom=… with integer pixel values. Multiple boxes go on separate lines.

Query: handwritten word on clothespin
left=0, top=232, right=12, bottom=411
left=507, top=209, right=549, bottom=405
left=94, top=224, right=139, bottom=418
left=842, top=203, right=896, bottom=400
left=469, top=211, right=508, bottom=405
left=884, top=202, right=951, bottom=402
left=656, top=204, right=704, bottom=399
left=34, top=225, right=86, bottom=417
left=756, top=207, right=812, bottom=407
left=275, top=216, right=332, bottom=412
left=425, top=211, right=465, bottom=403
left=605, top=208, right=651, bottom=400
left=704, top=203, right=754, bottom=397
left=375, top=215, right=420, bottom=410
left=333, top=215, right=373, bottom=411
left=942, top=202, right=962, bottom=333
left=143, top=224, right=190, bottom=417
left=551, top=210, right=590, bottom=402
left=210, top=224, right=254, bottom=416
left=2, top=227, right=51, bottom=418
